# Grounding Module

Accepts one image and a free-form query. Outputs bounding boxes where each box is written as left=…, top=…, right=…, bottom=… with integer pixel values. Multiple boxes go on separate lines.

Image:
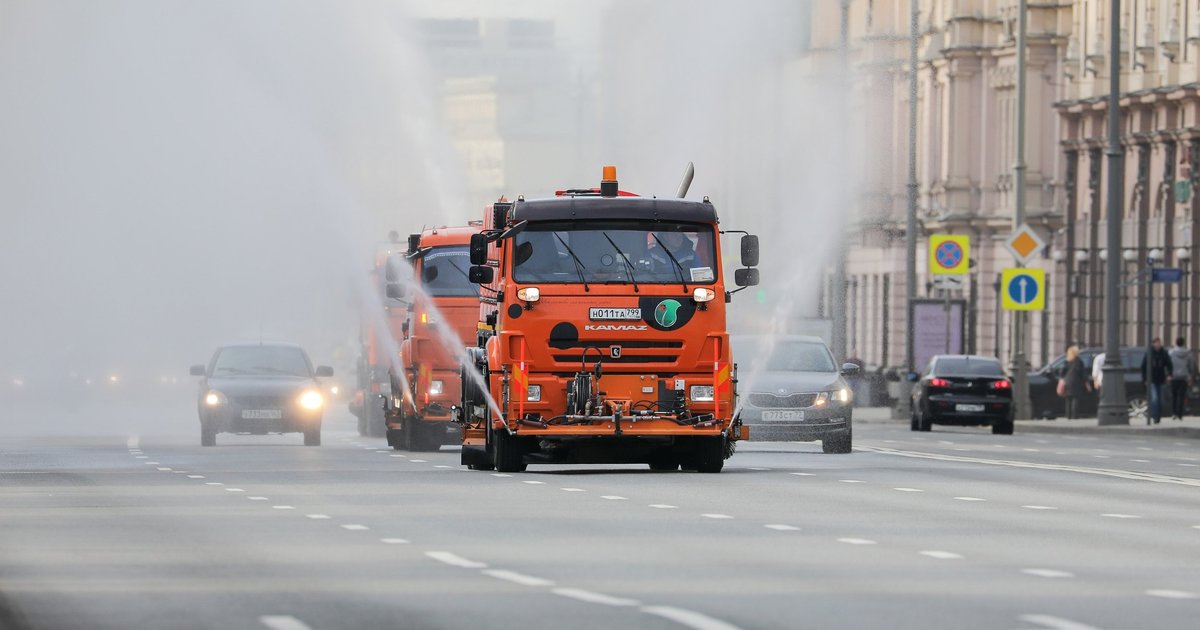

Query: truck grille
left=748, top=392, right=818, bottom=408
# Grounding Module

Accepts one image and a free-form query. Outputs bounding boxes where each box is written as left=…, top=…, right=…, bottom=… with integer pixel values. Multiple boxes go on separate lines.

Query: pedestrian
left=1061, top=345, right=1087, bottom=419
left=1092, top=351, right=1106, bottom=393
left=1168, top=336, right=1196, bottom=421
left=1141, top=337, right=1171, bottom=425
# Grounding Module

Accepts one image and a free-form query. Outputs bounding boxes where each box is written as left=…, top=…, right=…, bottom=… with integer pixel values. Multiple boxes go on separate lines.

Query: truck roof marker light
left=600, top=165, right=618, bottom=197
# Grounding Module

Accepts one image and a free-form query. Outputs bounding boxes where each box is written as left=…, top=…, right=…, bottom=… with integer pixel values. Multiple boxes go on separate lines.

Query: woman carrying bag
left=1059, top=346, right=1088, bottom=419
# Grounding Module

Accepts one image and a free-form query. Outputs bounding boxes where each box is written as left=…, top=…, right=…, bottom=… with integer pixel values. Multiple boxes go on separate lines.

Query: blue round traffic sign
left=934, top=241, right=964, bottom=270
left=1007, top=273, right=1040, bottom=305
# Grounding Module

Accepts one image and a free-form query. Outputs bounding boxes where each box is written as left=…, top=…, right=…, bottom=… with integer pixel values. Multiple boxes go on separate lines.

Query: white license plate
left=242, top=409, right=282, bottom=419
left=762, top=410, right=804, bottom=421
left=955, top=404, right=984, bottom=413
left=589, top=307, right=642, bottom=321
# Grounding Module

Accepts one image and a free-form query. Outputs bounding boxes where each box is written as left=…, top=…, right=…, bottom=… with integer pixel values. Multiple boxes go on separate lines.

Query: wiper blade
left=553, top=232, right=590, bottom=292
left=651, top=233, right=689, bottom=294
left=601, top=232, right=639, bottom=293
left=445, top=259, right=481, bottom=297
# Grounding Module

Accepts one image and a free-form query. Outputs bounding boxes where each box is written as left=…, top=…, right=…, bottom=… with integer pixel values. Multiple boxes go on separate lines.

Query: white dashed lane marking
left=225, top=488, right=245, bottom=493
left=601, top=496, right=627, bottom=500
left=919, top=550, right=963, bottom=560
left=380, top=538, right=409, bottom=545
left=491, top=473, right=512, bottom=478
left=764, top=524, right=800, bottom=531
left=640, top=605, right=743, bottom=630
left=1018, top=613, right=1100, bottom=630
left=341, top=524, right=369, bottom=531
left=248, top=496, right=269, bottom=501
left=701, top=514, right=733, bottom=519
left=409, top=459, right=428, bottom=463
left=187, top=475, right=204, bottom=479
left=560, top=488, right=585, bottom=492
left=552, top=587, right=639, bottom=607
left=306, top=514, right=331, bottom=520
left=789, top=472, right=815, bottom=476
left=893, top=487, right=923, bottom=492
left=1146, top=589, right=1199, bottom=599
left=837, top=538, right=877, bottom=545
left=838, top=479, right=864, bottom=484
left=648, top=504, right=678, bottom=509
left=426, top=551, right=487, bottom=569
left=1021, top=569, right=1075, bottom=579
left=1100, top=513, right=1141, bottom=519
left=1021, top=505, right=1057, bottom=510
left=522, top=481, right=546, bottom=485
left=272, top=506, right=295, bottom=510
left=954, top=497, right=986, bottom=502
left=259, top=615, right=313, bottom=630
left=205, top=482, right=223, bottom=486
left=483, top=569, right=554, bottom=587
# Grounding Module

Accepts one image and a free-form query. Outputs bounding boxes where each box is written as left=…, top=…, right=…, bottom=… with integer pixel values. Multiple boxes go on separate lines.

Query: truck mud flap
left=461, top=444, right=490, bottom=467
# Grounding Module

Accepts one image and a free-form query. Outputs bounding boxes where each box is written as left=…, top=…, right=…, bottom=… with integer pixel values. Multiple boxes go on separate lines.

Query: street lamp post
left=904, top=0, right=920, bottom=396
left=1011, top=0, right=1032, bottom=420
left=1097, top=0, right=1129, bottom=425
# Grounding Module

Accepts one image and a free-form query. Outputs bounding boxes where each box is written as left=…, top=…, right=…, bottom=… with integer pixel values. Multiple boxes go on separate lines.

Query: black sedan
left=911, top=354, right=1013, bottom=434
left=191, top=343, right=333, bottom=446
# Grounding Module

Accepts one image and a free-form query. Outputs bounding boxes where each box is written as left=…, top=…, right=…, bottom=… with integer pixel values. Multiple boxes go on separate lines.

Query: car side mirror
left=740, top=234, right=759, bottom=267
left=315, top=366, right=334, bottom=378
left=189, top=365, right=205, bottom=376
left=469, top=233, right=489, bottom=265
left=905, top=371, right=920, bottom=382
left=734, top=268, right=760, bottom=287
left=469, top=265, right=494, bottom=284
left=841, top=363, right=861, bottom=377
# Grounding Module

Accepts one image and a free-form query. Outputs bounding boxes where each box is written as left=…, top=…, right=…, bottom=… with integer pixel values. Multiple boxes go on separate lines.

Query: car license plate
left=955, top=404, right=984, bottom=413
left=242, top=409, right=282, bottom=420
left=589, top=307, right=642, bottom=321
left=762, top=410, right=804, bottom=421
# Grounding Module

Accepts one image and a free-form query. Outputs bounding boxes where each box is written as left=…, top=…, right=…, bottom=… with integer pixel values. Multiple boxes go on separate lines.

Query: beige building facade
left=815, top=0, right=1200, bottom=373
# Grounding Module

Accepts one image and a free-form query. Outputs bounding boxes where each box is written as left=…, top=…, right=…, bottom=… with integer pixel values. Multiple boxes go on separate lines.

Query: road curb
left=1014, top=421, right=1200, bottom=440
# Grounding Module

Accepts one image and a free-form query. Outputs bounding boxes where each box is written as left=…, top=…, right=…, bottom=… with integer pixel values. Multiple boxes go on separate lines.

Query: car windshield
left=760, top=341, right=837, bottom=373
left=933, top=357, right=1005, bottom=377
left=211, top=346, right=311, bottom=377
left=421, top=246, right=477, bottom=297
left=512, top=221, right=717, bottom=284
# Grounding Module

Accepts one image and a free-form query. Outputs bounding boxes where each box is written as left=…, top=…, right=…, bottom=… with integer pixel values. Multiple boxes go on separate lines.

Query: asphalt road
left=3, top=414, right=1199, bottom=630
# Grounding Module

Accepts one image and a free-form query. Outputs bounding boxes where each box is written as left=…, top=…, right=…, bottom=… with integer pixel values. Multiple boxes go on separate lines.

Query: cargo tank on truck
left=351, top=234, right=409, bottom=438
left=382, top=224, right=483, bottom=450
left=458, top=166, right=761, bottom=473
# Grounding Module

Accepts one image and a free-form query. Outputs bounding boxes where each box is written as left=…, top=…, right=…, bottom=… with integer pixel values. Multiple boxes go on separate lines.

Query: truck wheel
left=692, top=436, right=726, bottom=473
left=387, top=428, right=405, bottom=450
left=357, top=413, right=368, bottom=437
left=822, top=431, right=852, bottom=454
left=648, top=451, right=679, bottom=471
left=492, top=428, right=527, bottom=473
left=367, top=399, right=387, bottom=438
left=201, top=423, right=216, bottom=447
left=304, top=427, right=321, bottom=446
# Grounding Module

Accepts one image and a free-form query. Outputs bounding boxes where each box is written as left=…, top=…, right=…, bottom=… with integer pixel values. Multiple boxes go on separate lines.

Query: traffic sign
left=1000, top=268, right=1046, bottom=311
left=929, top=234, right=970, bottom=275
left=1151, top=267, right=1184, bottom=283
left=1003, top=224, right=1046, bottom=265
left=932, top=275, right=966, bottom=291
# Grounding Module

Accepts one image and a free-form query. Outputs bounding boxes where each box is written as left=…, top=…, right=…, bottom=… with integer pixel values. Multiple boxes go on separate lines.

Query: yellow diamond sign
left=1004, top=224, right=1046, bottom=265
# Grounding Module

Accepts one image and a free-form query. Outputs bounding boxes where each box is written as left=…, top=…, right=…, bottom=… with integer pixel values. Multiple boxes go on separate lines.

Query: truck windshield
left=422, top=246, right=478, bottom=297
left=512, top=221, right=717, bottom=284
left=212, top=346, right=311, bottom=377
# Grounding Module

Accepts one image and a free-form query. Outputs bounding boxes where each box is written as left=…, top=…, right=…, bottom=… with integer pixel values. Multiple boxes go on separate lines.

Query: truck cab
left=351, top=242, right=409, bottom=438
left=459, top=167, right=760, bottom=473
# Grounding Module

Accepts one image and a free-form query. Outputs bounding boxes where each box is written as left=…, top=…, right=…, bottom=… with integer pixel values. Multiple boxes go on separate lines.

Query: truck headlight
left=526, top=385, right=541, bottom=402
left=693, top=287, right=715, bottom=303
left=204, top=390, right=226, bottom=406
left=517, top=287, right=541, bottom=302
left=298, top=390, right=324, bottom=410
left=690, top=385, right=715, bottom=402
left=430, top=380, right=444, bottom=395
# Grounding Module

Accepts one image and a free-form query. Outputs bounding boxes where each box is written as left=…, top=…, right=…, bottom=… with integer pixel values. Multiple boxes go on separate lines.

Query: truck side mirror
left=469, top=265, right=494, bottom=284
left=734, top=268, right=760, bottom=287
left=422, top=266, right=439, bottom=283
left=315, top=366, right=334, bottom=378
left=740, top=234, right=760, bottom=267
left=385, top=282, right=406, bottom=300
left=189, top=365, right=205, bottom=376
left=469, top=233, right=489, bottom=265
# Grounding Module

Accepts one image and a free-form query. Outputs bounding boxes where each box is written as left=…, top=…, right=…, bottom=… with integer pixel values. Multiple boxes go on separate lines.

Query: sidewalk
left=852, top=406, right=1200, bottom=439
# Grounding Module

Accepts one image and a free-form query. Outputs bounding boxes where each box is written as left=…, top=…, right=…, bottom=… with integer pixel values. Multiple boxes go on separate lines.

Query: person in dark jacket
left=1061, top=345, right=1088, bottom=419
left=1168, top=337, right=1196, bottom=421
left=1141, top=337, right=1171, bottom=424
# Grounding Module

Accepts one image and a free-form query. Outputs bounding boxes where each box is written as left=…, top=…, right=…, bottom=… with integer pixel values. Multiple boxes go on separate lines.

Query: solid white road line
left=341, top=524, right=369, bottom=531
left=919, top=550, right=963, bottom=560
left=1100, top=513, right=1141, bottom=519
left=1021, top=569, right=1075, bottom=578
left=837, top=538, right=877, bottom=545
left=425, top=551, right=487, bottom=569
left=648, top=504, right=678, bottom=509
left=551, top=587, right=639, bottom=607
left=764, top=524, right=799, bottom=531
left=1146, top=589, right=1199, bottom=599
left=259, top=615, right=313, bottom=630
left=640, top=605, right=743, bottom=630
left=1018, top=613, right=1101, bottom=630
left=306, top=514, right=331, bottom=520
left=702, top=514, right=733, bottom=519
left=601, top=495, right=627, bottom=500
left=380, top=538, right=409, bottom=544
left=482, top=569, right=554, bottom=587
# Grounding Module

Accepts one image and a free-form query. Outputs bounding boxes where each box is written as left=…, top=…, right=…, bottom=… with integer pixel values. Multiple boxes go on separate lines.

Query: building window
left=507, top=19, right=554, bottom=49
left=419, top=19, right=482, bottom=47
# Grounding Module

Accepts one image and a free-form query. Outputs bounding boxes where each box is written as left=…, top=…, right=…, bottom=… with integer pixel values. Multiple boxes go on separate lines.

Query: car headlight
left=526, top=384, right=542, bottom=402
left=204, top=390, right=226, bottom=406
left=812, top=392, right=830, bottom=407
left=298, top=390, right=324, bottom=410
left=833, top=387, right=852, bottom=404
left=693, top=287, right=715, bottom=303
left=517, top=287, right=541, bottom=302
left=429, top=380, right=444, bottom=396
left=690, top=385, right=715, bottom=402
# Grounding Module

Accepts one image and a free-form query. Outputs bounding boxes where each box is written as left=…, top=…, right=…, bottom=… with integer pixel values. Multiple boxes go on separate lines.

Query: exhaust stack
left=676, top=162, right=695, bottom=199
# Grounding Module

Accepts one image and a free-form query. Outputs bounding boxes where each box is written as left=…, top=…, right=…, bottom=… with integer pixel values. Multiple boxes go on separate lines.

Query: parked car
left=190, top=342, right=333, bottom=446
left=734, top=335, right=859, bottom=454
left=911, top=354, right=1013, bottom=434
left=1027, top=346, right=1168, bottom=420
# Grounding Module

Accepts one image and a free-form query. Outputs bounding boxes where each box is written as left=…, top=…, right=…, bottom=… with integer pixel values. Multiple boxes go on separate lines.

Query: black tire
left=918, top=407, right=933, bottom=432
left=366, top=398, right=387, bottom=438
left=648, top=451, right=679, bottom=471
left=387, top=428, right=405, bottom=451
left=992, top=419, right=1014, bottom=435
left=201, top=423, right=216, bottom=447
left=910, top=412, right=919, bottom=431
left=823, top=431, right=852, bottom=454
left=356, top=412, right=368, bottom=437
left=304, top=427, right=321, bottom=446
left=492, top=427, right=527, bottom=473
left=692, top=436, right=726, bottom=473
